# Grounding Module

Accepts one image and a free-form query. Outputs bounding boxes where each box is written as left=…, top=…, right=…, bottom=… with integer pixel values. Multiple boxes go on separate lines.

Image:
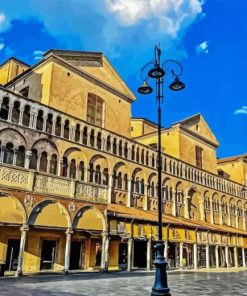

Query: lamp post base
left=151, top=241, right=171, bottom=296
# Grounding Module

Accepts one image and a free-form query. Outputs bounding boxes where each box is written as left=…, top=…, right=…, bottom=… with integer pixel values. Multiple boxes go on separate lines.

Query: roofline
left=0, top=57, right=31, bottom=69
left=43, top=49, right=103, bottom=57
left=131, top=117, right=160, bottom=128
left=172, top=112, right=201, bottom=126
left=217, top=153, right=247, bottom=164
left=5, top=54, right=136, bottom=103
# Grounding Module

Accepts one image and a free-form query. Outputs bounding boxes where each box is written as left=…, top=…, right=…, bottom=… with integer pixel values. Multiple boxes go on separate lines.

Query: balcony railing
left=0, top=163, right=108, bottom=204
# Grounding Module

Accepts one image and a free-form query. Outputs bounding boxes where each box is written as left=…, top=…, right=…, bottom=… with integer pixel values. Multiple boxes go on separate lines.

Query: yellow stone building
left=0, top=49, right=246, bottom=275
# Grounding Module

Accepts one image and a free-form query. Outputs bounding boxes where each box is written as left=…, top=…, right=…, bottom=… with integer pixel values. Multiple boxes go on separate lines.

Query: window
left=87, top=93, right=104, bottom=127
left=195, top=146, right=203, bottom=169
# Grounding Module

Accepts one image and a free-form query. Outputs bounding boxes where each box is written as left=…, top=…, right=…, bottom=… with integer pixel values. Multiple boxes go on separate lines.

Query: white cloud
left=195, top=41, right=209, bottom=55
left=234, top=106, right=247, bottom=115
left=0, top=43, right=4, bottom=50
left=33, top=50, right=44, bottom=55
left=106, top=0, right=203, bottom=36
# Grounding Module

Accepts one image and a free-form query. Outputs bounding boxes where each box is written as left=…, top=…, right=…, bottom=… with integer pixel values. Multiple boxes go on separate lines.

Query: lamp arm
left=140, top=61, right=155, bottom=81
left=162, top=59, right=183, bottom=77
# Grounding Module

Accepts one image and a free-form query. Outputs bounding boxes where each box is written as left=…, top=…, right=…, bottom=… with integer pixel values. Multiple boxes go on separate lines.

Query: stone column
left=210, top=197, right=214, bottom=224
left=42, top=114, right=47, bottom=132
left=235, top=210, right=239, bottom=229
left=64, top=228, right=73, bottom=274
left=127, top=178, right=132, bottom=207
left=127, top=237, right=133, bottom=271
left=225, top=246, right=229, bottom=268
left=143, top=183, right=148, bottom=211
left=7, top=102, right=14, bottom=122
left=107, top=174, right=113, bottom=204
left=101, top=233, right=109, bottom=271
left=36, top=153, right=41, bottom=171
left=0, top=145, right=4, bottom=163
left=242, top=248, right=246, bottom=267
left=32, top=111, right=38, bottom=129
left=24, top=150, right=32, bottom=169
left=219, top=203, right=223, bottom=225
left=13, top=148, right=17, bottom=166
left=18, top=106, right=24, bottom=125
left=227, top=205, right=231, bottom=226
left=57, top=159, right=63, bottom=176
left=146, top=238, right=152, bottom=270
left=47, top=155, right=51, bottom=174
left=242, top=211, right=246, bottom=231
left=234, top=247, right=238, bottom=268
left=172, top=191, right=177, bottom=217
left=215, top=246, right=219, bottom=268
left=179, top=242, right=183, bottom=268
left=199, top=198, right=205, bottom=221
left=16, top=224, right=29, bottom=276
left=206, top=245, right=210, bottom=269
left=193, top=243, right=198, bottom=269
left=52, top=116, right=56, bottom=135
left=184, top=195, right=190, bottom=219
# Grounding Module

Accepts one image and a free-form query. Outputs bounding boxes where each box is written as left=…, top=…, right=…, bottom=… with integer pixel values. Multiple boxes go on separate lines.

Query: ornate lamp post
left=137, top=45, right=185, bottom=296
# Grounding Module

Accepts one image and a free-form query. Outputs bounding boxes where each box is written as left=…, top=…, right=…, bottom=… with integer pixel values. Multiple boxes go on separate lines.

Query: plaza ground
left=1, top=271, right=247, bottom=296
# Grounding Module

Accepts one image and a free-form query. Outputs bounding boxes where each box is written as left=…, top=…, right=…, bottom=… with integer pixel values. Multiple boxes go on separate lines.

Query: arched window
left=89, top=163, right=94, bottom=182
left=36, top=110, right=44, bottom=131
left=124, top=174, right=128, bottom=190
left=40, top=151, right=48, bottom=172
left=95, top=165, right=101, bottom=184
left=119, top=140, right=123, bottom=156
left=90, top=129, right=95, bottom=147
left=70, top=159, right=76, bottom=179
left=83, top=126, right=88, bottom=145
left=117, top=172, right=122, bottom=189
left=75, top=124, right=80, bottom=142
left=131, top=145, right=135, bottom=160
left=55, top=116, right=61, bottom=136
left=0, top=97, right=9, bottom=120
left=3, top=142, right=14, bottom=164
left=46, top=113, right=53, bottom=133
left=64, top=120, right=70, bottom=139
left=107, top=136, right=111, bottom=152
left=79, top=161, right=85, bottom=181
left=113, top=138, right=117, bottom=154
left=16, top=146, right=25, bottom=167
left=12, top=101, right=20, bottom=123
left=87, top=93, right=104, bottom=127
left=97, top=132, right=102, bottom=149
left=103, top=168, right=109, bottom=185
left=22, top=105, right=30, bottom=127
left=61, top=156, right=68, bottom=177
left=141, top=149, right=144, bottom=164
left=141, top=179, right=145, bottom=195
left=124, top=143, right=128, bottom=158
left=29, top=149, right=37, bottom=170
left=136, top=147, right=140, bottom=162
left=146, top=151, right=149, bottom=166
left=50, top=154, right=57, bottom=175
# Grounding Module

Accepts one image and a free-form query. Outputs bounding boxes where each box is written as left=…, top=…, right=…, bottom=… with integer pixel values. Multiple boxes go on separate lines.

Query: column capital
left=65, top=227, right=73, bottom=235
left=20, top=224, right=29, bottom=232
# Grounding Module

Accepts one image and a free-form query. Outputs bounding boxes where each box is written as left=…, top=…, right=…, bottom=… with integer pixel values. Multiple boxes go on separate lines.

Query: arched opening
left=102, top=168, right=109, bottom=185
left=95, top=165, right=101, bottom=184
left=119, top=140, right=123, bottom=156
left=40, top=151, right=48, bottom=173
left=70, top=159, right=76, bottom=179
left=46, top=113, right=53, bottom=133
left=3, top=142, right=14, bottom=165
left=188, top=189, right=200, bottom=221
left=75, top=124, right=80, bottom=142
left=55, top=116, right=61, bottom=136
left=29, top=149, right=37, bottom=170
left=113, top=138, right=117, bottom=154
left=64, top=119, right=70, bottom=139
left=50, top=154, right=57, bottom=175
left=97, top=132, right=102, bottom=149
left=124, top=142, right=128, bottom=158
left=0, top=97, right=9, bottom=120
left=79, top=161, right=85, bottom=181
left=106, top=136, right=111, bottom=152
left=61, top=156, right=68, bottom=177
left=83, top=127, right=88, bottom=145
left=36, top=110, right=44, bottom=131
left=136, top=147, right=140, bottom=162
left=16, top=145, right=25, bottom=167
left=12, top=101, right=20, bottom=123
left=22, top=105, right=30, bottom=127
left=90, top=129, right=95, bottom=147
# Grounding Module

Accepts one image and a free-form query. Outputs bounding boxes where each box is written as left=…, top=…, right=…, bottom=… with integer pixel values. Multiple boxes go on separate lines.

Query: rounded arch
left=0, top=193, right=27, bottom=224
left=89, top=154, right=111, bottom=171
left=32, top=138, right=58, bottom=155
left=28, top=200, right=71, bottom=228
left=148, top=172, right=157, bottom=184
left=188, top=188, right=201, bottom=220
left=132, top=167, right=147, bottom=182
left=0, top=128, right=27, bottom=147
left=112, top=161, right=130, bottom=176
left=72, top=206, right=106, bottom=231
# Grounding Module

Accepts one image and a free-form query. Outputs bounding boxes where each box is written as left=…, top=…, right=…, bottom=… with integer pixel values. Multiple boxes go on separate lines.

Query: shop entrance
left=198, top=245, right=206, bottom=268
left=209, top=246, right=216, bottom=267
left=70, top=241, right=83, bottom=270
left=168, top=242, right=179, bottom=269
left=134, top=240, right=147, bottom=268
left=118, top=242, right=128, bottom=269
left=6, top=239, right=20, bottom=271
left=229, top=247, right=234, bottom=267
left=40, top=240, right=56, bottom=270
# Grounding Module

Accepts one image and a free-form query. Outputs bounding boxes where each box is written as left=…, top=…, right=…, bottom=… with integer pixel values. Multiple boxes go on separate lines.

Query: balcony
left=0, top=163, right=108, bottom=204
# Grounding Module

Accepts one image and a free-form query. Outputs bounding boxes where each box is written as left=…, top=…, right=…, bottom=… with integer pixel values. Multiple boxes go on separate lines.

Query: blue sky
left=0, top=0, right=246, bottom=158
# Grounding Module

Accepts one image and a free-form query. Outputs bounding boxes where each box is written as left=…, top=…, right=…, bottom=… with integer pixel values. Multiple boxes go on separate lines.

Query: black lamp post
left=137, top=45, right=185, bottom=296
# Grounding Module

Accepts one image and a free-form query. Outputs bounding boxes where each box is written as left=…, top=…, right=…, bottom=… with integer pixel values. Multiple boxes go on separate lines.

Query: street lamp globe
left=137, top=81, right=153, bottom=95
left=148, top=64, right=165, bottom=79
left=169, top=77, right=185, bottom=91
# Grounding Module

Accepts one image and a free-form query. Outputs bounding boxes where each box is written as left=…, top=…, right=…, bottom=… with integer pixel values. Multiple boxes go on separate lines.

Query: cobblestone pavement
left=1, top=271, right=247, bottom=296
